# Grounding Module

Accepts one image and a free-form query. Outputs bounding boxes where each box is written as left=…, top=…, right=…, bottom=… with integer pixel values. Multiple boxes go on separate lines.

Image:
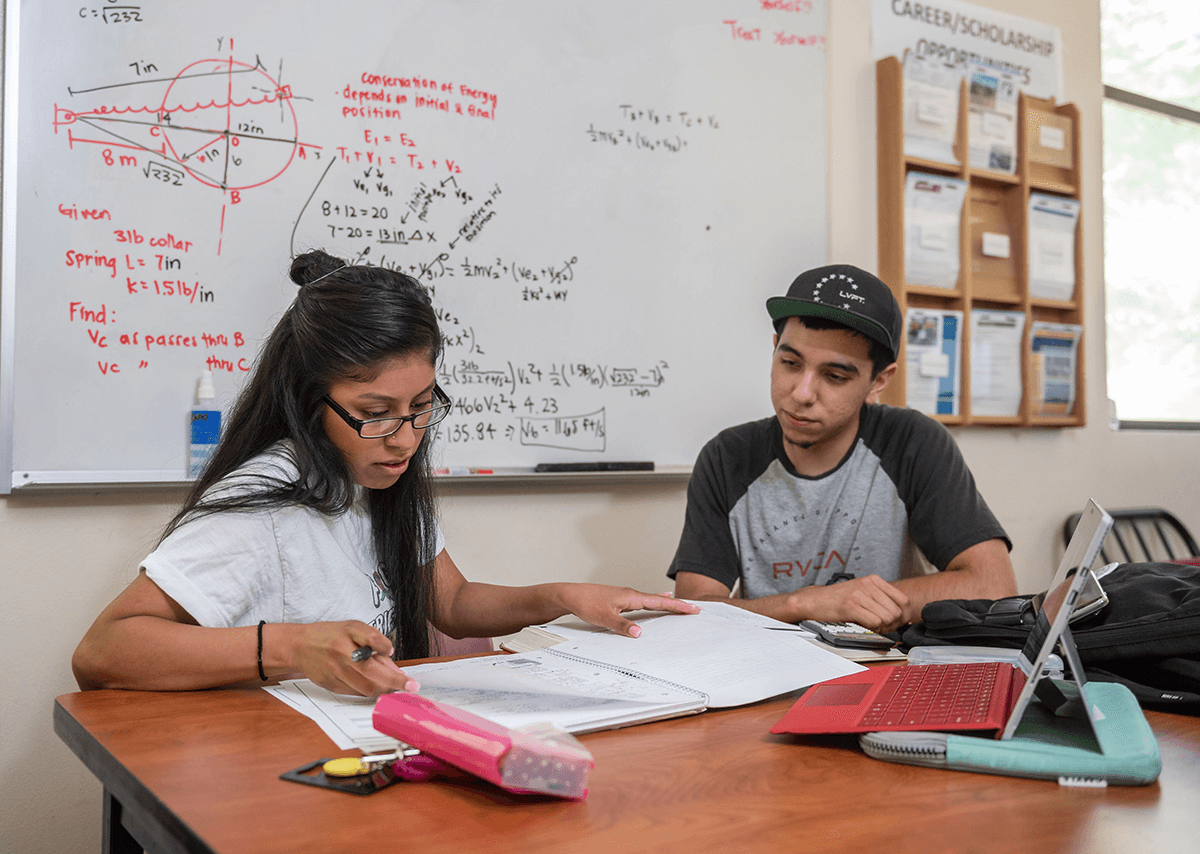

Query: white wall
left=4, top=1, right=1196, bottom=850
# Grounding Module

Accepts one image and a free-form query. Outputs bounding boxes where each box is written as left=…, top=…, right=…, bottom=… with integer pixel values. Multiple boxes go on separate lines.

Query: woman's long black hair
left=162, top=249, right=443, bottom=660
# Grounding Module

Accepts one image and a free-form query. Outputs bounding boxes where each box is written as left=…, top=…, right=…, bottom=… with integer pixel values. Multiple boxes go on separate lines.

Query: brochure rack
left=876, top=56, right=1085, bottom=427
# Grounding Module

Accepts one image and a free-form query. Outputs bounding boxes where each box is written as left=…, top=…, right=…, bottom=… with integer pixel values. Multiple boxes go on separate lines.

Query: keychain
left=280, top=747, right=446, bottom=795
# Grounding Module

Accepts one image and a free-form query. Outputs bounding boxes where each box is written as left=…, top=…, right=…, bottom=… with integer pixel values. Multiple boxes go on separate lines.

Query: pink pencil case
left=372, top=692, right=593, bottom=799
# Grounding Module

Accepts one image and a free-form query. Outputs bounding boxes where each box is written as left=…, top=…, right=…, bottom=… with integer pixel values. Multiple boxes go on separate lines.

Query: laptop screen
left=1001, top=498, right=1113, bottom=741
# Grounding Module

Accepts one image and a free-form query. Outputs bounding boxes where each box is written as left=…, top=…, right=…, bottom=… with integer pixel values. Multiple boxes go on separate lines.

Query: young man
left=669, top=264, right=1017, bottom=632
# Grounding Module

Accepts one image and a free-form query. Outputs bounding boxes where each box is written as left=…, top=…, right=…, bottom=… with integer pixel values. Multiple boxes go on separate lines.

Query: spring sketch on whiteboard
left=54, top=45, right=320, bottom=254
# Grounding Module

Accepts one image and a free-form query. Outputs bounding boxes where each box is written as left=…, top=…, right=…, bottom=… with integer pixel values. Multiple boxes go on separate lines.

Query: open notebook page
left=509, top=605, right=863, bottom=708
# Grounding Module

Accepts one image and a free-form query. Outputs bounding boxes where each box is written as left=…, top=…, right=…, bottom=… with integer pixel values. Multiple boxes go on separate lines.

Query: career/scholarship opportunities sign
left=871, top=0, right=1064, bottom=101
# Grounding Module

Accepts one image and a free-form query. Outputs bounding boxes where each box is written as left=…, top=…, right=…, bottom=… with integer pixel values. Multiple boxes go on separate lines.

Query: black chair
left=1062, top=507, right=1200, bottom=565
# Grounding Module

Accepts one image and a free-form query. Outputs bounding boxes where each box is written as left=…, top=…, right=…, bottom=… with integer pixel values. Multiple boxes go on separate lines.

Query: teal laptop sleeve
left=860, top=680, right=1161, bottom=786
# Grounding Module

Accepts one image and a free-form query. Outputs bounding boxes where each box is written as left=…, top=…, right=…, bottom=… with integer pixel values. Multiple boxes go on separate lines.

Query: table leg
left=103, top=788, right=143, bottom=854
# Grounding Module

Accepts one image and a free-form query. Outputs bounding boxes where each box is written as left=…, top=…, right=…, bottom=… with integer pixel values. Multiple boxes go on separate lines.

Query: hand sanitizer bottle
left=188, top=370, right=221, bottom=478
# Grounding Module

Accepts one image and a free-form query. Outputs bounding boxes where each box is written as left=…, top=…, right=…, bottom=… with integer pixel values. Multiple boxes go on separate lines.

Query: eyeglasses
left=323, top=385, right=453, bottom=438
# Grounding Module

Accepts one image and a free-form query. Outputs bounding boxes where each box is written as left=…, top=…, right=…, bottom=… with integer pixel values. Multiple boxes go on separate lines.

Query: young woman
left=72, top=250, right=697, bottom=697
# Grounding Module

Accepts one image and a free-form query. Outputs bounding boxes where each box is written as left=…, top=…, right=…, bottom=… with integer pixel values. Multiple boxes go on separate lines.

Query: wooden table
left=56, top=681, right=1200, bottom=854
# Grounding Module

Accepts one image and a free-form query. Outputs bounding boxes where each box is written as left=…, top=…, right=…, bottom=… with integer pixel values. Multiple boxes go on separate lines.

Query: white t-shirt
left=142, top=442, right=444, bottom=640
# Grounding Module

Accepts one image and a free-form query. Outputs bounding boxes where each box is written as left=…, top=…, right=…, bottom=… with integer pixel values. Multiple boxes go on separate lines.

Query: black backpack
left=900, top=562, right=1200, bottom=713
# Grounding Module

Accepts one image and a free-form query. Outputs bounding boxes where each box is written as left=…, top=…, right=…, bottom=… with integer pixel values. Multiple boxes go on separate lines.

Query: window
left=1102, top=0, right=1200, bottom=427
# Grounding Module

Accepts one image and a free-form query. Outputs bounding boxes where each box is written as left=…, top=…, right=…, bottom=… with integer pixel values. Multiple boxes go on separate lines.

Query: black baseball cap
left=766, top=264, right=902, bottom=363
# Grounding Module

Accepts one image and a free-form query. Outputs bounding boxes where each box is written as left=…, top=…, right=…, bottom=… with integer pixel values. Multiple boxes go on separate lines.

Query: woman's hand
left=551, top=585, right=701, bottom=638
left=72, top=573, right=422, bottom=696
left=283, top=620, right=421, bottom=697
left=431, top=550, right=700, bottom=641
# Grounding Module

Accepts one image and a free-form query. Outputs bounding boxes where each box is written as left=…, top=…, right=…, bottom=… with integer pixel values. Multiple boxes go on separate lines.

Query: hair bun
left=289, top=250, right=347, bottom=288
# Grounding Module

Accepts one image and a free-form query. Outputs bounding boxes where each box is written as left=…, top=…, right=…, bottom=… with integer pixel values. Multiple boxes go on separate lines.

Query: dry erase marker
left=351, top=645, right=375, bottom=663
left=535, top=462, right=654, bottom=472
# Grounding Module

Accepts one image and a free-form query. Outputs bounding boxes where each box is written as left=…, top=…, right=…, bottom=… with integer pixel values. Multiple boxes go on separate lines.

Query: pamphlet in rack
left=904, top=307, right=962, bottom=417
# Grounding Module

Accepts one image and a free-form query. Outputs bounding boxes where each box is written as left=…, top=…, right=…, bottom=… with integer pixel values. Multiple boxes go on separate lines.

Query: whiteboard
left=0, top=0, right=828, bottom=490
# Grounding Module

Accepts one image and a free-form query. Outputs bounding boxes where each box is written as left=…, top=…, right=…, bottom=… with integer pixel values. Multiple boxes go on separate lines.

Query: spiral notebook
left=400, top=604, right=865, bottom=734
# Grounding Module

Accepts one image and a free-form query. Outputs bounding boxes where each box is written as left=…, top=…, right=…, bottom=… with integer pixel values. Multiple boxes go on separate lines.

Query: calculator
left=800, top=620, right=895, bottom=649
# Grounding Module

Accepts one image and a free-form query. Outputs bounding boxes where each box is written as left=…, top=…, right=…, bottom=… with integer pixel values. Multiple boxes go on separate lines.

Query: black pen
left=350, top=645, right=375, bottom=663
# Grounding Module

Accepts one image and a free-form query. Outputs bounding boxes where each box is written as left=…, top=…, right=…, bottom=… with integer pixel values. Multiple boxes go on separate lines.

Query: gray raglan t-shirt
left=667, top=405, right=1009, bottom=598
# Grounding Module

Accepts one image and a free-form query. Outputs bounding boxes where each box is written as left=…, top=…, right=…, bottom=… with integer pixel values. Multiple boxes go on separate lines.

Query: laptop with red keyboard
left=771, top=499, right=1111, bottom=737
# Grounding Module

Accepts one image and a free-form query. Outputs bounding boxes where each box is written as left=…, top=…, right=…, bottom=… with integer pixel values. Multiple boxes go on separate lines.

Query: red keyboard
left=858, top=663, right=1002, bottom=728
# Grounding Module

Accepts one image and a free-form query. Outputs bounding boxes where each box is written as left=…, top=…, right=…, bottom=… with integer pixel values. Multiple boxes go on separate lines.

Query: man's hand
left=783, top=575, right=909, bottom=632
left=673, top=570, right=909, bottom=631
